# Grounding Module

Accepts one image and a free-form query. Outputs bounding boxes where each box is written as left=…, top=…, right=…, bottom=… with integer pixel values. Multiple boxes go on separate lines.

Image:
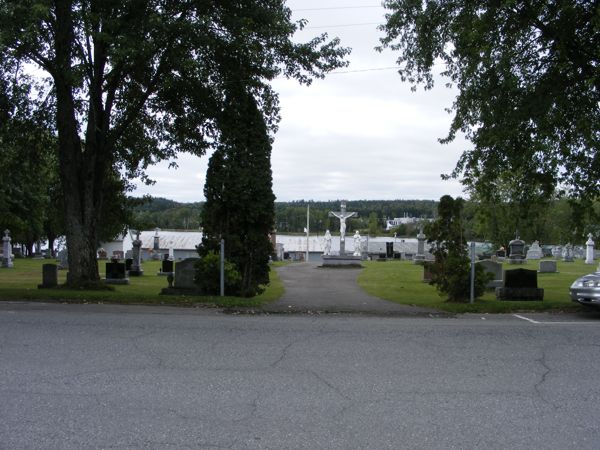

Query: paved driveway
left=263, top=262, right=439, bottom=315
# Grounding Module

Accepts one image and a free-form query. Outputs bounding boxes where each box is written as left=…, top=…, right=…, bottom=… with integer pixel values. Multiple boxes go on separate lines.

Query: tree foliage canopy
left=0, top=0, right=349, bottom=283
left=0, top=68, right=60, bottom=253
left=379, top=1, right=600, bottom=201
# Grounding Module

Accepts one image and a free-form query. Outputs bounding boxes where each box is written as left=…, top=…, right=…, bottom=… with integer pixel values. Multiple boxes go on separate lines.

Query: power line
left=329, top=66, right=400, bottom=74
left=294, top=5, right=383, bottom=12
left=305, top=22, right=381, bottom=29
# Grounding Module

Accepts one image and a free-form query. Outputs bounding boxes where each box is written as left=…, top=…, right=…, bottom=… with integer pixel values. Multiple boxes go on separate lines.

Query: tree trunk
left=53, top=0, right=102, bottom=285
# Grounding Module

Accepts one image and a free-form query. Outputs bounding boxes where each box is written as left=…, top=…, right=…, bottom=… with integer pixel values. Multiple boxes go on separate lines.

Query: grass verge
left=0, top=259, right=284, bottom=308
left=358, top=258, right=593, bottom=313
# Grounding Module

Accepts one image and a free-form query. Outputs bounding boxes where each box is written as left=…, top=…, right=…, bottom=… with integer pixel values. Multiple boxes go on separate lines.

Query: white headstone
left=2, top=229, right=14, bottom=268
left=586, top=234, right=595, bottom=264
left=526, top=241, right=543, bottom=260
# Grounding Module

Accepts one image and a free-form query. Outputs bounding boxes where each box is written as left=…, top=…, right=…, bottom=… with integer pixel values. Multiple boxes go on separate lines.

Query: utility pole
left=306, top=204, right=310, bottom=262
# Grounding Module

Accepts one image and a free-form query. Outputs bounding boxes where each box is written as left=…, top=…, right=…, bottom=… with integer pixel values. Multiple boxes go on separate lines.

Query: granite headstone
left=38, top=263, right=58, bottom=289
left=539, top=260, right=558, bottom=273
left=105, top=262, right=129, bottom=285
left=496, top=268, right=544, bottom=300
left=477, top=260, right=503, bottom=288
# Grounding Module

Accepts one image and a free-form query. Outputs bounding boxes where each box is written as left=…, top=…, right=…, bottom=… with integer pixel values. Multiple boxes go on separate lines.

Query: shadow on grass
left=0, top=259, right=284, bottom=309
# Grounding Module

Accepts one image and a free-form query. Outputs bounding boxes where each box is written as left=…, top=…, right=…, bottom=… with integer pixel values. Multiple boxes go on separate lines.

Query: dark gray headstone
left=423, top=263, right=433, bottom=282
left=496, top=268, right=543, bottom=301
left=38, top=264, right=58, bottom=289
left=160, top=258, right=200, bottom=295
left=504, top=268, right=538, bottom=288
left=105, top=262, right=129, bottom=285
left=174, top=258, right=200, bottom=289
left=539, top=260, right=558, bottom=273
left=106, top=262, right=126, bottom=278
left=162, top=259, right=174, bottom=273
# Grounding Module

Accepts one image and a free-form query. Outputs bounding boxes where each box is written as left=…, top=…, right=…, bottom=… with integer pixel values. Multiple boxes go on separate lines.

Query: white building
left=100, top=229, right=202, bottom=261
left=100, top=230, right=427, bottom=263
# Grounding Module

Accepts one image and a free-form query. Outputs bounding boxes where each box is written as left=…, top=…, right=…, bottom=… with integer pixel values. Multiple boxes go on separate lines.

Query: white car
left=570, top=272, right=600, bottom=306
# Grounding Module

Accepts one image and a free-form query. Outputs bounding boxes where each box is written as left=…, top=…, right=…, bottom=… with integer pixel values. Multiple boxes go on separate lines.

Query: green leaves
left=0, top=0, right=348, bottom=283
left=380, top=0, right=600, bottom=204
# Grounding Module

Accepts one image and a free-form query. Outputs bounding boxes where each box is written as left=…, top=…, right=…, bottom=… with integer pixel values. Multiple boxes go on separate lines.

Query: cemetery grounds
left=0, top=258, right=593, bottom=313
left=358, top=259, right=592, bottom=313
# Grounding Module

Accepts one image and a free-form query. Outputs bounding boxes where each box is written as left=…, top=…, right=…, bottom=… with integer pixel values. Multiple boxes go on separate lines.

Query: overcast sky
left=132, top=0, right=468, bottom=203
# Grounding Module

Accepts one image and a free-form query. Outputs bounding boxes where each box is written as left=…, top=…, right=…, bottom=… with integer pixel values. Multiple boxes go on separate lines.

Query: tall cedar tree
left=426, top=195, right=488, bottom=302
left=0, top=0, right=349, bottom=285
left=201, top=89, right=275, bottom=297
left=379, top=1, right=600, bottom=214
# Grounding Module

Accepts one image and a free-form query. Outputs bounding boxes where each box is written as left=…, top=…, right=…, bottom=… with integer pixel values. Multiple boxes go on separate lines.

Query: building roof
left=105, top=230, right=426, bottom=254
left=119, top=230, right=203, bottom=252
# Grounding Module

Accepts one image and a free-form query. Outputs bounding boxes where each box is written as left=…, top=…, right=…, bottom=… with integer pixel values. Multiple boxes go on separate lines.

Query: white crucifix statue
left=329, top=201, right=358, bottom=255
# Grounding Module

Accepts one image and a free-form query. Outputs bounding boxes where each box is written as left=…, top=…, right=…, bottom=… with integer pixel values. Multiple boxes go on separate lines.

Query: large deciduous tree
left=379, top=1, right=600, bottom=205
left=0, top=0, right=348, bottom=285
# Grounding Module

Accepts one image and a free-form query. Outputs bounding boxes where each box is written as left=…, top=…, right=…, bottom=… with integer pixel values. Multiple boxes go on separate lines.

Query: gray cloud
left=132, top=0, right=468, bottom=203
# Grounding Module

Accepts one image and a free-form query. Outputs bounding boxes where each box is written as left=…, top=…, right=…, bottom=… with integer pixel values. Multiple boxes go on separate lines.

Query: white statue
left=329, top=201, right=358, bottom=243
left=353, top=230, right=362, bottom=256
left=323, top=230, right=332, bottom=256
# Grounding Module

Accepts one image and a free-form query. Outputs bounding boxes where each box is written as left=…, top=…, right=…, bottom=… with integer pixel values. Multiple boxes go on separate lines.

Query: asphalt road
left=2, top=302, right=600, bottom=449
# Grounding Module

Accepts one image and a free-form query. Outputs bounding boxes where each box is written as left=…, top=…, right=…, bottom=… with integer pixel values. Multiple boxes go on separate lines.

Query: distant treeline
left=274, top=200, right=437, bottom=235
left=131, top=196, right=600, bottom=248
left=132, top=197, right=203, bottom=230
left=131, top=197, right=437, bottom=235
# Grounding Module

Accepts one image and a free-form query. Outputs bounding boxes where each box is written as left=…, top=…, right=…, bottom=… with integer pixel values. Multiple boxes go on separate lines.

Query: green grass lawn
left=0, top=258, right=284, bottom=308
left=358, top=258, right=594, bottom=313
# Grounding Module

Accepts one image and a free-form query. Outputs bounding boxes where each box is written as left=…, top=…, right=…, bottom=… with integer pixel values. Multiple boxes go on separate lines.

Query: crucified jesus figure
left=329, top=201, right=358, bottom=242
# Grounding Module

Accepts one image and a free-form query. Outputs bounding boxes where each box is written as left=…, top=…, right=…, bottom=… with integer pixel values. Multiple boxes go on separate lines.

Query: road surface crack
left=270, top=342, right=293, bottom=368
left=534, top=350, right=559, bottom=410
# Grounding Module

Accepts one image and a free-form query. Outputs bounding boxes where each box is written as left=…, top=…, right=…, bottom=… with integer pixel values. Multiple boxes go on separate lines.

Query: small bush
left=194, top=251, right=241, bottom=295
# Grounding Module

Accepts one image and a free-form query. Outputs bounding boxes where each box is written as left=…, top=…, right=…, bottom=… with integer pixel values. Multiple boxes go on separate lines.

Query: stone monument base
left=128, top=269, right=144, bottom=276
left=2, top=258, right=14, bottom=268
left=104, top=278, right=130, bottom=285
left=508, top=258, right=526, bottom=265
left=157, top=271, right=172, bottom=276
left=321, top=255, right=363, bottom=268
left=160, top=287, right=203, bottom=295
left=413, top=255, right=426, bottom=265
left=495, top=287, right=544, bottom=301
